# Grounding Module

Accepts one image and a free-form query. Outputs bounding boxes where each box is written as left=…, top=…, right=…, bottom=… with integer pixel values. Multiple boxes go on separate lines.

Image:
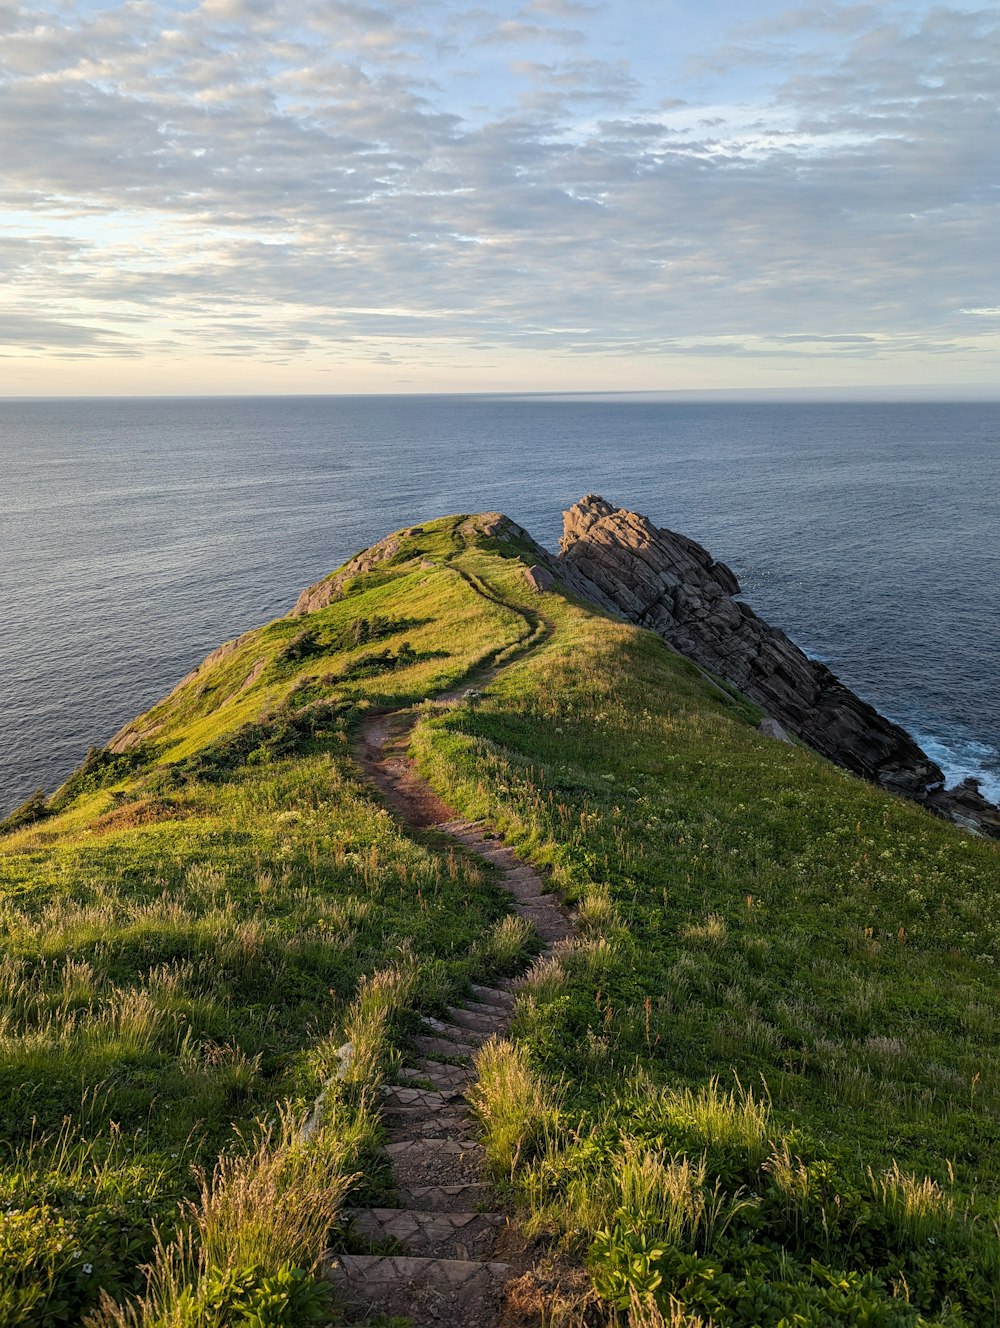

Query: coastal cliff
left=557, top=495, right=1000, bottom=839
left=3, top=504, right=1000, bottom=1328
left=101, top=495, right=1000, bottom=843
left=289, top=495, right=999, bottom=839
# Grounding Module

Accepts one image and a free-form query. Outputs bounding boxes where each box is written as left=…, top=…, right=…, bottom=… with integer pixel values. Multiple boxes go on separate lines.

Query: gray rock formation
left=928, top=778, right=1000, bottom=838
left=559, top=494, right=999, bottom=838
left=524, top=564, right=556, bottom=593
left=758, top=717, right=794, bottom=744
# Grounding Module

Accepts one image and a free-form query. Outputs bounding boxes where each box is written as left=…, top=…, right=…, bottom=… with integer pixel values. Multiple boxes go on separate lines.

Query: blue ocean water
left=1, top=395, right=997, bottom=815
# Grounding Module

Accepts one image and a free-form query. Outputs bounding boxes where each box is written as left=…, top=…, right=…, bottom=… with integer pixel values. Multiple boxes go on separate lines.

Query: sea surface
left=1, top=395, right=998, bottom=816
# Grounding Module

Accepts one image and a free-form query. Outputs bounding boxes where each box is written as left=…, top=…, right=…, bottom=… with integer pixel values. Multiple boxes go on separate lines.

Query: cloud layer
left=1, top=1, right=997, bottom=390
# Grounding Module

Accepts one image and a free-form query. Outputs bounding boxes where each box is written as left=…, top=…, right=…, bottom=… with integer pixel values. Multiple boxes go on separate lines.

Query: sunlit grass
left=6, top=509, right=1000, bottom=1324
left=0, top=517, right=535, bottom=1323
left=413, top=549, right=1000, bottom=1323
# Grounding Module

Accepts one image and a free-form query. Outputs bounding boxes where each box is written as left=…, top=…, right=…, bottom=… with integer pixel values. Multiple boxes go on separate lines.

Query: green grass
left=407, top=548, right=1000, bottom=1324
left=0, top=515, right=534, bottom=1326
left=4, top=509, right=999, bottom=1326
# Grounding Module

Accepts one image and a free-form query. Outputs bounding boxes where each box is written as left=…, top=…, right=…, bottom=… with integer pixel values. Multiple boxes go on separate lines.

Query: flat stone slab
left=505, top=881, right=548, bottom=901
left=505, top=865, right=543, bottom=882
left=327, top=1254, right=510, bottom=1325
left=388, top=1137, right=483, bottom=1187
left=510, top=892, right=558, bottom=906
left=515, top=910, right=574, bottom=941
left=445, top=1007, right=507, bottom=1035
left=382, top=1085, right=461, bottom=1109
left=479, top=848, right=517, bottom=867
left=398, top=1061, right=472, bottom=1091
left=385, top=1108, right=474, bottom=1143
left=449, top=830, right=488, bottom=849
left=470, top=984, right=514, bottom=1008
left=463, top=997, right=510, bottom=1017
left=396, top=1182, right=492, bottom=1212
left=348, top=1208, right=505, bottom=1259
left=411, top=1034, right=477, bottom=1060
left=421, top=1016, right=492, bottom=1044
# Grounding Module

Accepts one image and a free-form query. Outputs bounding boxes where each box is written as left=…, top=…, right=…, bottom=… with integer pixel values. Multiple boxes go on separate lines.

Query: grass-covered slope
left=0, top=516, right=537, bottom=1327
left=2, top=510, right=999, bottom=1327
left=410, top=550, right=1000, bottom=1326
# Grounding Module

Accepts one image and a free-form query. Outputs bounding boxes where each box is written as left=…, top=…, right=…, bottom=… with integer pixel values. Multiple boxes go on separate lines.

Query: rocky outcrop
left=292, top=513, right=556, bottom=615
left=559, top=495, right=999, bottom=838
left=524, top=564, right=556, bottom=593
left=759, top=717, right=793, bottom=744
left=293, top=528, right=429, bottom=616
left=928, top=779, right=1000, bottom=838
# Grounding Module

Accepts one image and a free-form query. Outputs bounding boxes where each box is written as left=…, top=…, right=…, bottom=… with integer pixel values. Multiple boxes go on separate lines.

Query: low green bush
left=0, top=788, right=51, bottom=835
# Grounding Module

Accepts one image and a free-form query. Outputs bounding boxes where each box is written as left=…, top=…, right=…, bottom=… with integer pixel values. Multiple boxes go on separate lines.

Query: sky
left=0, top=0, right=998, bottom=396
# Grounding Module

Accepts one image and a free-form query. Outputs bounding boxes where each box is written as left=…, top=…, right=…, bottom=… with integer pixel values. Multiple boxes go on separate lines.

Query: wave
left=911, top=731, right=1000, bottom=805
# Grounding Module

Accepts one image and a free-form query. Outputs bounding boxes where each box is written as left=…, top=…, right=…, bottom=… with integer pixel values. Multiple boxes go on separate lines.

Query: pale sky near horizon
left=1, top=0, right=998, bottom=397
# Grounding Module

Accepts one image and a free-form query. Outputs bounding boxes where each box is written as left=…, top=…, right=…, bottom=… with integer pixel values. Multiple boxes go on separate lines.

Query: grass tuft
left=469, top=1037, right=563, bottom=1180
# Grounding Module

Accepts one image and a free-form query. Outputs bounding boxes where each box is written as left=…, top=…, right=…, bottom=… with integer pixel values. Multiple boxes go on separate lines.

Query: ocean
left=1, top=394, right=998, bottom=816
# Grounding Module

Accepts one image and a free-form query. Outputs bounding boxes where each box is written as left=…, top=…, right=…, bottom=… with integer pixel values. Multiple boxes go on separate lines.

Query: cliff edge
left=559, top=494, right=999, bottom=839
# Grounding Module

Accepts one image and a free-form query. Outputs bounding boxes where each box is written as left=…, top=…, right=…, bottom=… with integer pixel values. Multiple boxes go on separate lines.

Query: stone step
left=462, top=998, right=510, bottom=1017
left=382, top=1084, right=462, bottom=1110
left=439, top=815, right=480, bottom=830
left=398, top=1060, right=472, bottom=1091
left=516, top=910, right=574, bottom=941
left=505, top=866, right=542, bottom=883
left=479, top=848, right=516, bottom=867
left=385, top=1108, right=473, bottom=1143
left=326, top=1253, right=510, bottom=1325
left=470, top=983, right=515, bottom=1009
left=507, top=893, right=556, bottom=907
left=505, top=880, right=547, bottom=899
left=421, top=1015, right=492, bottom=1044
left=396, top=1182, right=491, bottom=1212
left=449, top=829, right=488, bottom=848
left=411, top=1034, right=477, bottom=1061
left=513, top=901, right=565, bottom=919
left=445, top=1007, right=507, bottom=1036
left=347, top=1208, right=505, bottom=1259
left=387, top=1137, right=483, bottom=1187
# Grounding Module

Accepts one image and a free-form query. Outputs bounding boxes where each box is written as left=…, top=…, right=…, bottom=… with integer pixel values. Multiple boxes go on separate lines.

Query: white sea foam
left=913, top=732, right=1000, bottom=805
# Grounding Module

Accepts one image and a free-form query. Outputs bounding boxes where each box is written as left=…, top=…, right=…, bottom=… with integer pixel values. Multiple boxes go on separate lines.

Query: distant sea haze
left=1, top=395, right=998, bottom=816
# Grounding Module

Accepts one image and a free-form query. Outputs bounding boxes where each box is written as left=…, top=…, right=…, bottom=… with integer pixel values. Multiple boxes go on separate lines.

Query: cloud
left=0, top=0, right=996, bottom=380
left=477, top=18, right=584, bottom=46
left=0, top=311, right=141, bottom=354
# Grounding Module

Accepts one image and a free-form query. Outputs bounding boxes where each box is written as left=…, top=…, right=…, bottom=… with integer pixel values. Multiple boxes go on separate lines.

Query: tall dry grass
left=88, top=1101, right=362, bottom=1327
left=468, top=1037, right=563, bottom=1179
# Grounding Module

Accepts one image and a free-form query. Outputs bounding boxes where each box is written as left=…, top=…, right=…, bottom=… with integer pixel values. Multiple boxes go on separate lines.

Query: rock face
left=559, top=494, right=999, bottom=838
left=929, top=779, right=1000, bottom=838
left=523, top=564, right=556, bottom=593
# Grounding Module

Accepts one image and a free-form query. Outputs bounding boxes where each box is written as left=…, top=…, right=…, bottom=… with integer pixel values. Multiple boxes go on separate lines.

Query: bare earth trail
left=327, top=584, right=575, bottom=1327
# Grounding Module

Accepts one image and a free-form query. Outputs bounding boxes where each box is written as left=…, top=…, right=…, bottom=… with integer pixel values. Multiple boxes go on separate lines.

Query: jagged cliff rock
left=559, top=494, right=999, bottom=838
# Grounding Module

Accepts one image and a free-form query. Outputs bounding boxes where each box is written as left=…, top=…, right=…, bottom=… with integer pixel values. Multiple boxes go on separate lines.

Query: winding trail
left=327, top=584, right=574, bottom=1327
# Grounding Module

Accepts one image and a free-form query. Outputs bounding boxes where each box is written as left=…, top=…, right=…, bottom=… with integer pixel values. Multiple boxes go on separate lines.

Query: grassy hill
left=2, top=513, right=998, bottom=1326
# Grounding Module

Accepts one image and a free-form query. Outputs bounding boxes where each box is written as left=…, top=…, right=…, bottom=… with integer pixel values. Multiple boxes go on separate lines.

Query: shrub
left=50, top=746, right=154, bottom=812
left=0, top=788, right=51, bottom=835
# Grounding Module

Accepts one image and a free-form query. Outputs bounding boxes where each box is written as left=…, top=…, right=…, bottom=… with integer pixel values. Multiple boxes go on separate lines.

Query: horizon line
left=2, top=384, right=1000, bottom=404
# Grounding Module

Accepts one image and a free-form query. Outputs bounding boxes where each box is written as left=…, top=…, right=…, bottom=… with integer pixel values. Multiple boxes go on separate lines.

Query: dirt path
left=328, top=600, right=574, bottom=1326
